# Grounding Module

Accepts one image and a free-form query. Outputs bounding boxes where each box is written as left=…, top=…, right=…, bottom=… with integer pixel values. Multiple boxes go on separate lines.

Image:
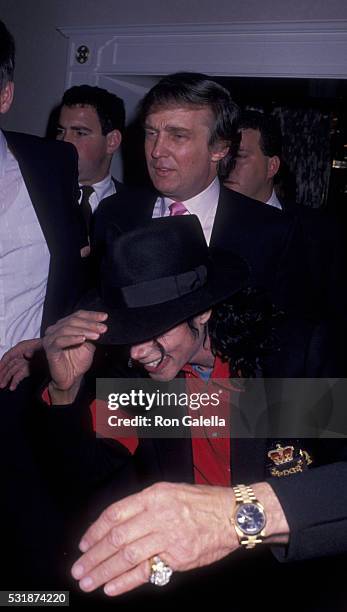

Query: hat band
left=103, top=264, right=207, bottom=308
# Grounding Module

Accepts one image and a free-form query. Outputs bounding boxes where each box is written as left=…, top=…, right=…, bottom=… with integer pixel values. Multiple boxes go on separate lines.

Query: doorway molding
left=58, top=20, right=347, bottom=85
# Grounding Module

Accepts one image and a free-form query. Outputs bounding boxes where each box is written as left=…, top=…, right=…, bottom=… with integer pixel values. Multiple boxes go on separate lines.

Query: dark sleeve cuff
left=268, top=461, right=347, bottom=562
left=37, top=380, right=132, bottom=491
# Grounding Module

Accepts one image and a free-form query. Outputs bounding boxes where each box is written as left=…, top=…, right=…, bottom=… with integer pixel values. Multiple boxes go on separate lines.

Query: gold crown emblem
left=267, top=444, right=294, bottom=466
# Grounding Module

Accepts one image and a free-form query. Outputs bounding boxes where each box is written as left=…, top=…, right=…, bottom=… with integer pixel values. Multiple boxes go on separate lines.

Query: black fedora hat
left=81, top=215, right=249, bottom=345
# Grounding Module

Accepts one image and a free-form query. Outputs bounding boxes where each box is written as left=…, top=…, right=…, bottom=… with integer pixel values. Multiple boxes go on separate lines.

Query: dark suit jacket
left=111, top=176, right=123, bottom=193
left=4, top=130, right=87, bottom=333
left=92, top=184, right=311, bottom=315
left=281, top=198, right=347, bottom=319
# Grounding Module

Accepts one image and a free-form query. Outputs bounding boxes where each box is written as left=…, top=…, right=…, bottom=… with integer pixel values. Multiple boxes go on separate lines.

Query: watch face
left=235, top=503, right=266, bottom=535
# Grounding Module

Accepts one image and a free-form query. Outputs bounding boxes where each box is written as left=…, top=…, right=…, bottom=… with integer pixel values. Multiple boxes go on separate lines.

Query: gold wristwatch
left=232, top=484, right=267, bottom=549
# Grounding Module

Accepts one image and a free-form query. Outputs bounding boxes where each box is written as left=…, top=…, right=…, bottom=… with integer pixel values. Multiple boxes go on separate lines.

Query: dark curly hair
left=0, top=20, right=15, bottom=91
left=207, top=288, right=281, bottom=377
left=125, top=288, right=281, bottom=378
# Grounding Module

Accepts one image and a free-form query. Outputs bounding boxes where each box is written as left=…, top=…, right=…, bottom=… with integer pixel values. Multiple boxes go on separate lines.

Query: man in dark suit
left=224, top=109, right=347, bottom=319
left=0, top=84, right=126, bottom=389
left=56, top=84, right=125, bottom=234
left=93, top=72, right=309, bottom=315
left=0, top=19, right=87, bottom=588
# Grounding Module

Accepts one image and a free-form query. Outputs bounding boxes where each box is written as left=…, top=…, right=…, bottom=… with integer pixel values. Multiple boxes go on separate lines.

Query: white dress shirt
left=79, top=174, right=117, bottom=214
left=0, top=130, right=50, bottom=357
left=152, top=176, right=220, bottom=245
left=266, top=189, right=282, bottom=210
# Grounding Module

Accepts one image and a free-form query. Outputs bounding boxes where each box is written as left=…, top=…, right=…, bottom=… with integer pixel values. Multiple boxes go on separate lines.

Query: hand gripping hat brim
left=80, top=215, right=250, bottom=345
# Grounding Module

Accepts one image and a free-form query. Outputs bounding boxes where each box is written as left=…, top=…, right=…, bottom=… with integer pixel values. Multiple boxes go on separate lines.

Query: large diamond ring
left=149, top=555, right=173, bottom=587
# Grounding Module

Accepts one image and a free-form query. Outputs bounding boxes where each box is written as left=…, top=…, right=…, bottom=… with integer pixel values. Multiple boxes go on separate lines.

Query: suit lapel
left=96, top=187, right=156, bottom=233
left=111, top=176, right=124, bottom=193
left=210, top=184, right=236, bottom=248
left=125, top=190, right=155, bottom=229
left=231, top=438, right=267, bottom=484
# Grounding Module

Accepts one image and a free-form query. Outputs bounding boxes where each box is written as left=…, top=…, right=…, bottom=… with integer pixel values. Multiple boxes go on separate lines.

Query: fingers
left=68, top=309, right=108, bottom=322
left=0, top=339, right=42, bottom=389
left=103, top=561, right=151, bottom=597
left=0, top=359, right=29, bottom=389
left=0, top=362, right=13, bottom=387
left=71, top=487, right=174, bottom=597
left=22, top=338, right=43, bottom=358
left=0, top=350, right=17, bottom=372
left=79, top=491, right=146, bottom=552
left=44, top=311, right=108, bottom=352
left=73, top=511, right=153, bottom=577
left=0, top=339, right=41, bottom=371
left=45, top=310, right=108, bottom=335
left=47, top=327, right=100, bottom=345
left=8, top=363, right=29, bottom=390
left=73, top=532, right=162, bottom=595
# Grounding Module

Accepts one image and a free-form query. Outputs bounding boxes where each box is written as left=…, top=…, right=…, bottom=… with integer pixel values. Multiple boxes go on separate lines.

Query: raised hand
left=43, top=309, right=108, bottom=401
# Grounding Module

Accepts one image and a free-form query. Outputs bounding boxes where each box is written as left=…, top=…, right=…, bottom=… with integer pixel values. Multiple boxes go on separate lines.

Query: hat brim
left=79, top=250, right=249, bottom=345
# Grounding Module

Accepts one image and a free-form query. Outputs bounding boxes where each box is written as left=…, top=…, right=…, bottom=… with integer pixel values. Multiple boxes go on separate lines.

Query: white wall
left=1, top=0, right=347, bottom=134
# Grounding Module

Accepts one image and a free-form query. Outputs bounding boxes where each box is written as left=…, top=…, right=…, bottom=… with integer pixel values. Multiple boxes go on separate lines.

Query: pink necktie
left=169, top=201, right=188, bottom=216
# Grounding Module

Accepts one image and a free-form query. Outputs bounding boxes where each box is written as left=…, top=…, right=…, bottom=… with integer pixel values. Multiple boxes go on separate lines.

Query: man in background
left=224, top=109, right=347, bottom=319
left=57, top=84, right=125, bottom=236
left=224, top=110, right=283, bottom=207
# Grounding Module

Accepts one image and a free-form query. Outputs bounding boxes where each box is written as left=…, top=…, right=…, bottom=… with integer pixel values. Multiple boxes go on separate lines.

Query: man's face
left=224, top=128, right=277, bottom=203
left=130, top=313, right=213, bottom=381
left=144, top=105, right=228, bottom=201
left=56, top=104, right=120, bottom=185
